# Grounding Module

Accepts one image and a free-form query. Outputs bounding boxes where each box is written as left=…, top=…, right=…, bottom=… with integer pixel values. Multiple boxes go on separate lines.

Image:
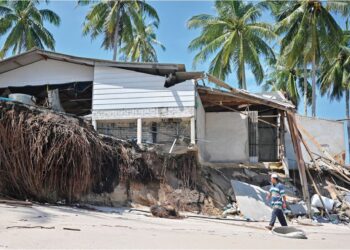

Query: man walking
left=265, top=173, right=288, bottom=230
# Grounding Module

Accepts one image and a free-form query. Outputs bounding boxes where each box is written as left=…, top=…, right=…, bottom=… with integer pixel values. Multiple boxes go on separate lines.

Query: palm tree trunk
left=242, top=63, right=246, bottom=90
left=311, top=54, right=317, bottom=117
left=303, top=61, right=308, bottom=116
left=112, top=9, right=121, bottom=61
left=346, top=89, right=349, bottom=119
left=17, top=34, right=25, bottom=55
left=240, top=36, right=246, bottom=90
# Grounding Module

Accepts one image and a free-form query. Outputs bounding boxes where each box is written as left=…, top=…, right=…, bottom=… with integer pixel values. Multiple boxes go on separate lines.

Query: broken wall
left=285, top=115, right=346, bottom=169
left=202, top=112, right=249, bottom=162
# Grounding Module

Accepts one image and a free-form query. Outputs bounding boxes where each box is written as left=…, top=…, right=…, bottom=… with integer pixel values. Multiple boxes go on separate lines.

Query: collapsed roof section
left=171, top=72, right=295, bottom=112
left=197, top=85, right=295, bottom=112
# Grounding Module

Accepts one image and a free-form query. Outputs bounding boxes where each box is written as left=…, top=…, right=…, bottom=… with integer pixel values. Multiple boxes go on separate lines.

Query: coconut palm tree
left=0, top=0, right=60, bottom=58
left=264, top=56, right=312, bottom=106
left=120, top=12, right=165, bottom=62
left=276, top=0, right=343, bottom=117
left=187, top=0, right=276, bottom=90
left=79, top=0, right=159, bottom=61
left=319, top=28, right=350, bottom=119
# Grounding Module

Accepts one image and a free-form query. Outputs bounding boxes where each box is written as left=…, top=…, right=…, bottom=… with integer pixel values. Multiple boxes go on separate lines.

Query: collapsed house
left=0, top=49, right=348, bottom=217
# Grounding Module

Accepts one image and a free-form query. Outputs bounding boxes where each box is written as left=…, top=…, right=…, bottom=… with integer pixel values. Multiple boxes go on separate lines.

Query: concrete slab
left=289, top=203, right=307, bottom=216
left=231, top=180, right=272, bottom=221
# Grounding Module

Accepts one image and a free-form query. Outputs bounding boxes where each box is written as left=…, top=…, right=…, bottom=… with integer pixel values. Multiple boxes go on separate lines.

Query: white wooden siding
left=0, top=59, right=94, bottom=87
left=93, top=66, right=195, bottom=111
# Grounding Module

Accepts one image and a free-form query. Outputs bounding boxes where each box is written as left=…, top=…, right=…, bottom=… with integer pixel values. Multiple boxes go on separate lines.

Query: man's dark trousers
left=269, top=208, right=287, bottom=227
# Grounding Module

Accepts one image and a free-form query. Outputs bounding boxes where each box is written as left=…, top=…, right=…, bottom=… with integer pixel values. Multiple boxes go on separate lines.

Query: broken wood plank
left=207, top=101, right=278, bottom=128
left=334, top=184, right=350, bottom=193
left=304, top=167, right=331, bottom=219
left=6, top=226, right=54, bottom=229
left=0, top=199, right=32, bottom=206
left=286, top=111, right=310, bottom=215
left=63, top=227, right=81, bottom=231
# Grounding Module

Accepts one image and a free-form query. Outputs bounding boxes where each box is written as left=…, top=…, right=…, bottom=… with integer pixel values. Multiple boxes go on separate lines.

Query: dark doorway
left=258, top=111, right=278, bottom=162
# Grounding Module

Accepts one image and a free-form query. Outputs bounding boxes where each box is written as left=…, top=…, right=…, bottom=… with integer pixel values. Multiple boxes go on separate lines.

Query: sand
left=0, top=204, right=349, bottom=249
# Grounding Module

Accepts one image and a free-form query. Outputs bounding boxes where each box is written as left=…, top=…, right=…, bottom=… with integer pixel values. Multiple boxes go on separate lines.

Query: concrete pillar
left=92, top=119, right=97, bottom=131
left=190, top=117, right=195, bottom=145
left=48, top=89, right=65, bottom=112
left=137, top=118, right=142, bottom=144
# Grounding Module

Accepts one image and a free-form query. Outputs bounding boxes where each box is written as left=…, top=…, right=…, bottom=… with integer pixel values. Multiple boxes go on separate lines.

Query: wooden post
left=137, top=118, right=142, bottom=145
left=286, top=111, right=311, bottom=217
left=190, top=117, right=195, bottom=145
left=279, top=111, right=289, bottom=178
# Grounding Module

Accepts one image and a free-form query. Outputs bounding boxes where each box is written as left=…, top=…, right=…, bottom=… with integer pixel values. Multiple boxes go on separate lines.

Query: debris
left=63, top=227, right=81, bottom=231
left=0, top=199, right=32, bottom=206
left=311, top=194, right=335, bottom=211
left=296, top=218, right=322, bottom=226
left=230, top=180, right=272, bottom=221
left=289, top=203, right=307, bottom=216
left=222, top=203, right=239, bottom=217
left=289, top=201, right=319, bottom=217
left=272, top=226, right=307, bottom=239
left=6, top=226, right=55, bottom=229
left=150, top=205, right=182, bottom=219
left=0, top=101, right=115, bottom=202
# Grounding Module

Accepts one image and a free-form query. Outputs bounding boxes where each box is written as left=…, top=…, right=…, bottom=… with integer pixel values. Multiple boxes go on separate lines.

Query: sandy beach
left=0, top=204, right=349, bottom=249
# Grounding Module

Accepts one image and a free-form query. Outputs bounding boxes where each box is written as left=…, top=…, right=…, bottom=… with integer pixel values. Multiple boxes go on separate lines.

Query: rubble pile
left=0, top=101, right=115, bottom=202
left=0, top=101, right=220, bottom=215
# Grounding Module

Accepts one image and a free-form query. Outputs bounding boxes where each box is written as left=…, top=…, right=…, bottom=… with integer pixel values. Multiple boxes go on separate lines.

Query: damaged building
left=0, top=49, right=347, bottom=168
left=1, top=49, right=349, bottom=217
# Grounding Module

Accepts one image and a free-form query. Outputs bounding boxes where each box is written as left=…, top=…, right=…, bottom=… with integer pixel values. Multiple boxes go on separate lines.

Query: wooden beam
left=208, top=101, right=278, bottom=128
left=286, top=111, right=311, bottom=216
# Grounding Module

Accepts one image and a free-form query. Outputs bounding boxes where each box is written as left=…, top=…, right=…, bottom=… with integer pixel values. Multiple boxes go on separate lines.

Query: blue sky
left=5, top=1, right=349, bottom=120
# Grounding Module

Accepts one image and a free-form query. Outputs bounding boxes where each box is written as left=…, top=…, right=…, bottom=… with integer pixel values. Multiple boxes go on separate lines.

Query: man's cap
left=271, top=173, right=278, bottom=179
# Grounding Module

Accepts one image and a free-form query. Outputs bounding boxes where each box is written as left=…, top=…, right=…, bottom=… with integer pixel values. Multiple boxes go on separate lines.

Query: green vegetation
left=187, top=1, right=275, bottom=89
left=79, top=0, right=160, bottom=61
left=0, top=0, right=60, bottom=58
left=120, top=11, right=165, bottom=62
left=188, top=0, right=350, bottom=117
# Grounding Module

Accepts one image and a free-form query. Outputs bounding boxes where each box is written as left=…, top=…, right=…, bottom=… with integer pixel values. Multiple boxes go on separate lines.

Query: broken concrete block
left=311, top=194, right=335, bottom=211
left=289, top=203, right=307, bottom=216
left=230, top=180, right=272, bottom=221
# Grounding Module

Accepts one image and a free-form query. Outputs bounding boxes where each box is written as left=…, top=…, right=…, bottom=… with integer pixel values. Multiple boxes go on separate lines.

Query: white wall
left=195, top=94, right=206, bottom=162
left=203, top=112, right=249, bottom=162
left=0, top=59, right=94, bottom=87
left=92, top=66, right=195, bottom=114
left=285, top=115, right=346, bottom=169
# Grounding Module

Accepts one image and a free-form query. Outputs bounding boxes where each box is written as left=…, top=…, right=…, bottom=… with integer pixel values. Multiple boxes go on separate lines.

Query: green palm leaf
left=187, top=0, right=275, bottom=90
left=0, top=0, right=60, bottom=58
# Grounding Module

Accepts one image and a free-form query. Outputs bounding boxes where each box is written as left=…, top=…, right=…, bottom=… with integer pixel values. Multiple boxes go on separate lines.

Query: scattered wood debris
left=0, top=199, right=32, bottom=206
left=63, top=227, right=81, bottom=231
left=6, top=226, right=55, bottom=229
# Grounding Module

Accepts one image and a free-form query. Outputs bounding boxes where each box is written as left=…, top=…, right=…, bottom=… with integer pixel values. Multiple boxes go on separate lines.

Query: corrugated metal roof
left=0, top=48, right=186, bottom=76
